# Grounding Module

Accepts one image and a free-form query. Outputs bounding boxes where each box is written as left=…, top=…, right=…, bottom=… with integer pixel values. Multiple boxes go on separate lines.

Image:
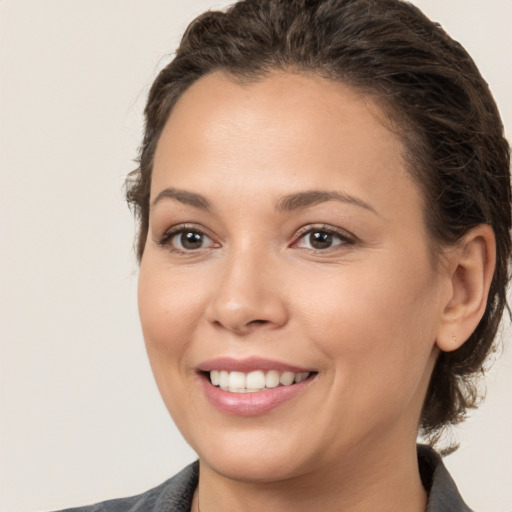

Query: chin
left=202, top=449, right=306, bottom=483
left=189, top=428, right=314, bottom=483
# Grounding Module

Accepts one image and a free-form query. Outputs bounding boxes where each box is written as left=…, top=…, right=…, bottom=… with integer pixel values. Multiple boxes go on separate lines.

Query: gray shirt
left=59, top=445, right=472, bottom=512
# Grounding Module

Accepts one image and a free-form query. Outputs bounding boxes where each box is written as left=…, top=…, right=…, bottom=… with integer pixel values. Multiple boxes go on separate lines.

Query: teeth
left=246, top=370, right=265, bottom=389
left=266, top=370, right=280, bottom=388
left=279, top=371, right=295, bottom=386
left=294, top=372, right=309, bottom=383
left=210, top=370, right=220, bottom=386
left=209, top=369, right=311, bottom=392
left=219, top=370, right=230, bottom=390
left=228, top=371, right=245, bottom=391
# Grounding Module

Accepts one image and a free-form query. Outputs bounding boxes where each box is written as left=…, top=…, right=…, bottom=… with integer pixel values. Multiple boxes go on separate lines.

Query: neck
left=194, top=439, right=427, bottom=512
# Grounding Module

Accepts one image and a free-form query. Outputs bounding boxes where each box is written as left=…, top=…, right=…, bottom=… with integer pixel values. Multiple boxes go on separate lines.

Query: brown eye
left=179, top=231, right=203, bottom=249
left=308, top=231, right=333, bottom=249
left=294, top=227, right=352, bottom=251
left=169, top=229, right=214, bottom=251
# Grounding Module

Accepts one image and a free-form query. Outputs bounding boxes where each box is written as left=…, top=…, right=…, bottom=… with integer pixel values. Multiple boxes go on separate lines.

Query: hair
left=126, top=0, right=511, bottom=443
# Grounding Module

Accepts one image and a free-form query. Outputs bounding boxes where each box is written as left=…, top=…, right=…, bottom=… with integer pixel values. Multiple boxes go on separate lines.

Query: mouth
left=197, top=357, right=317, bottom=415
left=205, top=369, right=313, bottom=393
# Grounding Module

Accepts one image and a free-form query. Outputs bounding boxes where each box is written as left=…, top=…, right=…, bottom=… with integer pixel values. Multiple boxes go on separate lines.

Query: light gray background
left=1, top=1, right=511, bottom=511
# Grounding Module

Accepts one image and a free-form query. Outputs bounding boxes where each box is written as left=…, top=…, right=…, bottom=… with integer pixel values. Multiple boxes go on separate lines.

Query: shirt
left=59, top=445, right=472, bottom=512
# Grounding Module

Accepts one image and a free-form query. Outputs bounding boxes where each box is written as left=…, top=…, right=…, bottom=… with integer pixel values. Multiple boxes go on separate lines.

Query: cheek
left=295, top=254, right=440, bottom=379
left=137, top=261, right=204, bottom=363
left=137, top=261, right=209, bottom=429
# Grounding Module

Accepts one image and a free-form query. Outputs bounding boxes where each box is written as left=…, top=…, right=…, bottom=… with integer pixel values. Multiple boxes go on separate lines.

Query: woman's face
left=138, top=72, right=451, bottom=482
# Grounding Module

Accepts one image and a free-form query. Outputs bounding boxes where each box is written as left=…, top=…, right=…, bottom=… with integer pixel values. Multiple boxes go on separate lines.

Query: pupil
left=181, top=231, right=203, bottom=249
left=310, top=231, right=332, bottom=249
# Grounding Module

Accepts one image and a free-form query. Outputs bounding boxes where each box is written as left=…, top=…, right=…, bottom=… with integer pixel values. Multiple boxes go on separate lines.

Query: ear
left=436, top=224, right=496, bottom=352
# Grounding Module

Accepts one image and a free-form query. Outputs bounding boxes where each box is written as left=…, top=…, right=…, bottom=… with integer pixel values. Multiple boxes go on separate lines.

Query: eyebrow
left=275, top=190, right=378, bottom=215
left=152, top=188, right=211, bottom=210
left=152, top=187, right=377, bottom=215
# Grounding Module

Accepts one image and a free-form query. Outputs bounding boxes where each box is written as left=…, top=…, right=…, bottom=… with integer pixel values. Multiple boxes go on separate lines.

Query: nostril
left=211, top=318, right=267, bottom=329
left=248, top=319, right=269, bottom=326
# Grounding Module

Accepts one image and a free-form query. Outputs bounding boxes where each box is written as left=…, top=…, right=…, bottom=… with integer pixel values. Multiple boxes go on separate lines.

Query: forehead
left=152, top=71, right=423, bottom=222
left=156, top=71, right=401, bottom=162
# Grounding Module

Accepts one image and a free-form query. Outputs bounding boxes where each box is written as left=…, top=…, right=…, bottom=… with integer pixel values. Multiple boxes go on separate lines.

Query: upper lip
left=197, top=356, right=313, bottom=373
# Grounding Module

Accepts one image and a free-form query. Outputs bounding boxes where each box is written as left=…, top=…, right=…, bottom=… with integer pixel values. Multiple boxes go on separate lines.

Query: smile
left=197, top=357, right=317, bottom=415
left=209, top=370, right=311, bottom=393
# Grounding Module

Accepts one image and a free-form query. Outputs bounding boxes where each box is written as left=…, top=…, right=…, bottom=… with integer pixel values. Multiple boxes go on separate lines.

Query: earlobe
left=436, top=224, right=496, bottom=352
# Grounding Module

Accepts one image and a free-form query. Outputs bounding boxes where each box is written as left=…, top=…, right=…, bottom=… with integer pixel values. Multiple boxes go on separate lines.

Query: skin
left=138, top=71, right=495, bottom=512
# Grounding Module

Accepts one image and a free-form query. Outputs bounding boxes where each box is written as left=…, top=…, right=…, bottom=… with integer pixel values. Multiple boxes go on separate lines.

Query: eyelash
left=292, top=224, right=356, bottom=251
left=156, top=223, right=356, bottom=254
left=156, top=224, right=216, bottom=254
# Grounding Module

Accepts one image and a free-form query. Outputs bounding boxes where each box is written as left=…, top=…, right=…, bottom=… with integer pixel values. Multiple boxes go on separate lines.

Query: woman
left=64, top=0, right=510, bottom=510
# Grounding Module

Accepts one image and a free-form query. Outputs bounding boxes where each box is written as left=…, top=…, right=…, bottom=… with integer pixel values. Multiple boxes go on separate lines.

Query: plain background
left=1, top=1, right=511, bottom=511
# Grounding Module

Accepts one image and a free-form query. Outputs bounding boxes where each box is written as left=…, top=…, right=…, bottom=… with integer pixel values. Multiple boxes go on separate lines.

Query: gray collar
left=60, top=445, right=472, bottom=511
left=418, top=444, right=473, bottom=512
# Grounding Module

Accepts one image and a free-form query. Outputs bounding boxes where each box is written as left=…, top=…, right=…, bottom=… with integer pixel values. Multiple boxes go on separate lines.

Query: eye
left=294, top=226, right=353, bottom=251
left=172, top=230, right=210, bottom=250
left=158, top=227, right=217, bottom=252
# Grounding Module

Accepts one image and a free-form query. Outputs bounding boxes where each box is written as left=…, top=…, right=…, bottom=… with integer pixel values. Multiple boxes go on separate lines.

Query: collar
left=74, top=445, right=471, bottom=511
left=418, top=444, right=473, bottom=512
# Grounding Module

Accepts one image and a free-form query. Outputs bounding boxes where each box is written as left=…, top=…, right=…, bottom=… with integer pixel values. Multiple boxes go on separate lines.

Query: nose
left=205, top=245, right=289, bottom=335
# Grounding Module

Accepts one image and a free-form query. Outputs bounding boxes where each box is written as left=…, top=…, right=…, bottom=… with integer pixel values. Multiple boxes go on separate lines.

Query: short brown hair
left=126, top=0, right=511, bottom=442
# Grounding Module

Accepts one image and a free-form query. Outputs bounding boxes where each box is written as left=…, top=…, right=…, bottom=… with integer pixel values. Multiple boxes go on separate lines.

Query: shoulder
left=418, top=445, right=473, bottom=512
left=56, top=461, right=198, bottom=512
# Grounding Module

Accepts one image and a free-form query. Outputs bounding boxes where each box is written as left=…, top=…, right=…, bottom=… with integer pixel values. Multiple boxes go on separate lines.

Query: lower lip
left=199, top=374, right=315, bottom=416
